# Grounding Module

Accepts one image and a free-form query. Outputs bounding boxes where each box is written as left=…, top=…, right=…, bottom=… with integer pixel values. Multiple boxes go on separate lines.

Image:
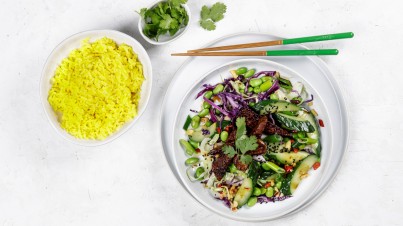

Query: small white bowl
left=40, top=30, right=153, bottom=146
left=138, top=0, right=191, bottom=45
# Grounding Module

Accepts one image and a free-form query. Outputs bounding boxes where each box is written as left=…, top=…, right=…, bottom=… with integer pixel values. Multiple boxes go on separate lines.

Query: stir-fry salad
left=179, top=67, right=323, bottom=211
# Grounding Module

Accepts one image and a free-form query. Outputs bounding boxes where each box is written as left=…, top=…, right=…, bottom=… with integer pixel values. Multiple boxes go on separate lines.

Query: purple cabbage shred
left=257, top=195, right=292, bottom=204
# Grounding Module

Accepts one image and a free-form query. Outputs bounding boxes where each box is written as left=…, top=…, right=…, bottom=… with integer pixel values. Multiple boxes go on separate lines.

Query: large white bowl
left=40, top=30, right=152, bottom=146
left=138, top=0, right=191, bottom=45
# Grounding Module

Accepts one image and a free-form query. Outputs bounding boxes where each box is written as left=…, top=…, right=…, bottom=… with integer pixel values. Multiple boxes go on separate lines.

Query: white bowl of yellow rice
left=40, top=30, right=152, bottom=146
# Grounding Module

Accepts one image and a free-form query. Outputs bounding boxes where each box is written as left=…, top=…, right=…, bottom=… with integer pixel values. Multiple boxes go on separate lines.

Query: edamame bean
left=239, top=88, right=245, bottom=93
left=250, top=78, right=263, bottom=87
left=202, top=101, right=211, bottom=109
left=198, top=109, right=209, bottom=117
left=253, top=187, right=261, bottom=196
left=244, top=69, right=256, bottom=78
left=191, top=115, right=200, bottom=128
left=260, top=80, right=273, bottom=92
left=204, top=91, right=213, bottom=99
left=262, top=162, right=286, bottom=174
left=179, top=139, right=195, bottom=156
left=185, top=157, right=199, bottom=165
left=213, top=84, right=224, bottom=94
left=236, top=67, right=247, bottom=75
left=220, top=131, right=229, bottom=142
left=205, top=120, right=213, bottom=127
left=261, top=76, right=271, bottom=82
left=195, top=167, right=205, bottom=180
left=247, top=197, right=258, bottom=207
left=276, top=181, right=282, bottom=189
left=261, top=188, right=267, bottom=194
left=247, top=87, right=253, bottom=93
left=265, top=187, right=274, bottom=197
left=253, top=87, right=261, bottom=94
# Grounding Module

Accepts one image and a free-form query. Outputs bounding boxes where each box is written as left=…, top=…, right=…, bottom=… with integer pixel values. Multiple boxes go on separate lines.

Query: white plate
left=40, top=30, right=152, bottom=146
left=160, top=33, right=348, bottom=221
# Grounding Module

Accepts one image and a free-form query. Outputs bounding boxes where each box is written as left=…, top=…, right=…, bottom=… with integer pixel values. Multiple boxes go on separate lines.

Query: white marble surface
left=0, top=0, right=402, bottom=225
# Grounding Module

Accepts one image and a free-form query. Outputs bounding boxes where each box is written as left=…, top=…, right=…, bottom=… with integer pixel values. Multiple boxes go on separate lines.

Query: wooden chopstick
left=172, top=49, right=339, bottom=57
left=187, top=32, right=354, bottom=53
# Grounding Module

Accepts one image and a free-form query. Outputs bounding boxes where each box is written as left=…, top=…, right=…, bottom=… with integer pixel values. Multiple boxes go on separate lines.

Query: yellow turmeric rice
left=48, top=37, right=144, bottom=140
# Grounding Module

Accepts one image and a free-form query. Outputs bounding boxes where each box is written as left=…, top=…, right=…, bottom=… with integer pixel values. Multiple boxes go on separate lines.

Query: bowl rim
left=40, top=29, right=153, bottom=146
left=137, top=0, right=191, bottom=45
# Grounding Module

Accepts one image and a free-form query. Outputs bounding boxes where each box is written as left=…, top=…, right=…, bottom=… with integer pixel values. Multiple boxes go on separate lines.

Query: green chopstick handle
left=283, top=32, right=354, bottom=45
left=266, top=49, right=339, bottom=56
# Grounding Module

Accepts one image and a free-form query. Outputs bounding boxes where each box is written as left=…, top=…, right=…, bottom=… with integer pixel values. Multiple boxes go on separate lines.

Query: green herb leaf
left=170, top=0, right=187, bottom=7
left=199, top=2, right=227, bottom=31
left=138, top=8, right=148, bottom=19
left=159, top=14, right=173, bottom=29
left=236, top=117, right=246, bottom=140
left=200, top=19, right=216, bottom=31
left=209, top=2, right=227, bottom=22
left=223, top=145, right=236, bottom=158
left=139, top=0, right=188, bottom=40
left=236, top=135, right=258, bottom=154
left=240, top=155, right=253, bottom=165
left=200, top=6, right=210, bottom=20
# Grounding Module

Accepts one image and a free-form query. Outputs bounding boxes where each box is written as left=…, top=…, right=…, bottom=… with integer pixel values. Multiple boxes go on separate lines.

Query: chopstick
left=171, top=49, right=339, bottom=57
left=187, top=32, right=354, bottom=53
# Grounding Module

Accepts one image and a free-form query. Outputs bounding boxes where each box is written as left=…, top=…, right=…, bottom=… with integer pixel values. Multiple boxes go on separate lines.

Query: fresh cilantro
left=209, top=2, right=227, bottom=22
left=200, top=20, right=216, bottom=31
left=235, top=117, right=246, bottom=139
left=236, top=135, right=258, bottom=155
left=159, top=14, right=173, bottom=29
left=222, top=117, right=259, bottom=165
left=139, top=8, right=147, bottom=19
left=199, top=2, right=227, bottom=31
left=223, top=145, right=236, bottom=158
left=138, top=0, right=188, bottom=41
left=240, top=155, right=253, bottom=165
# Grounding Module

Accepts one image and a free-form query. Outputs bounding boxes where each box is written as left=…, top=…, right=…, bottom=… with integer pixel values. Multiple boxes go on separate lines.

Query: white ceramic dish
left=40, top=30, right=152, bottom=146
left=138, top=0, right=191, bottom=45
left=160, top=33, right=349, bottom=221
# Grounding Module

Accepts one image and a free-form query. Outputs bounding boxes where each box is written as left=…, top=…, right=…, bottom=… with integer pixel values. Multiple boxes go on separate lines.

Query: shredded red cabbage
left=196, top=84, right=216, bottom=99
left=257, top=195, right=291, bottom=204
left=218, top=197, right=231, bottom=208
left=303, top=94, right=314, bottom=104
left=209, top=108, right=218, bottom=123
left=203, top=97, right=230, bottom=116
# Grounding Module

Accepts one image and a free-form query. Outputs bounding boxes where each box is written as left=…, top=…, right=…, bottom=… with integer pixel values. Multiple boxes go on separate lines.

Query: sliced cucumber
left=189, top=123, right=217, bottom=143
left=267, top=142, right=289, bottom=153
left=234, top=178, right=253, bottom=208
left=251, top=100, right=301, bottom=114
left=189, top=131, right=205, bottom=142
left=269, top=151, right=310, bottom=165
left=299, top=112, right=321, bottom=156
left=281, top=155, right=319, bottom=195
left=274, top=113, right=315, bottom=132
